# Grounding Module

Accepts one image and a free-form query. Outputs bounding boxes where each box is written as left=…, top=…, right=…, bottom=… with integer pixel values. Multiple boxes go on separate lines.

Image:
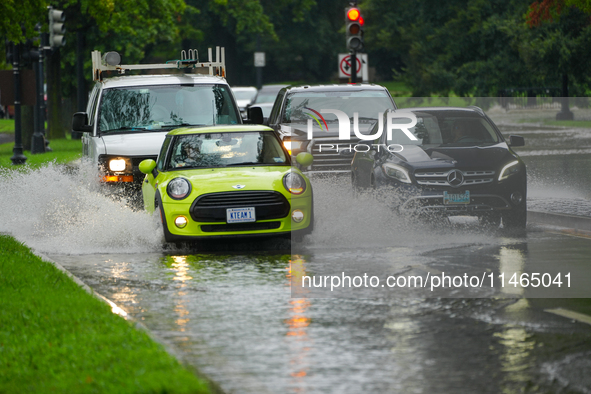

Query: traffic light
left=48, top=7, right=66, bottom=47
left=345, top=6, right=364, bottom=52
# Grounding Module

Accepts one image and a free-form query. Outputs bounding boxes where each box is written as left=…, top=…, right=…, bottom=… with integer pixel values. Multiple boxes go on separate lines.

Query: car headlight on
left=381, top=163, right=411, bottom=184
left=108, top=158, right=128, bottom=172
left=167, top=178, right=192, bottom=200
left=498, top=160, right=520, bottom=181
left=283, top=172, right=307, bottom=195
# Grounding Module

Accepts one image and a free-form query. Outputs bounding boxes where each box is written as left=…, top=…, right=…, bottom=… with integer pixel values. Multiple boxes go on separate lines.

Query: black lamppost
left=10, top=42, right=27, bottom=165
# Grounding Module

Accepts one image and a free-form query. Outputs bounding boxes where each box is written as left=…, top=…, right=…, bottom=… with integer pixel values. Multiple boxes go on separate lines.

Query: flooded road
left=2, top=106, right=591, bottom=393
left=49, top=228, right=591, bottom=394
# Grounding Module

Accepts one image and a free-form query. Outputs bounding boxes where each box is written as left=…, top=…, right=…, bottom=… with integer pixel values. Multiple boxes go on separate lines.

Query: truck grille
left=307, top=138, right=357, bottom=173
left=414, top=170, right=495, bottom=187
left=190, top=191, right=290, bottom=223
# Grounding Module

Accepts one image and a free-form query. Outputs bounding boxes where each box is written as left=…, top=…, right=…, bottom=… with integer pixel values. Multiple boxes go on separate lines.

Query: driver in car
left=452, top=120, right=479, bottom=143
left=176, top=139, right=202, bottom=167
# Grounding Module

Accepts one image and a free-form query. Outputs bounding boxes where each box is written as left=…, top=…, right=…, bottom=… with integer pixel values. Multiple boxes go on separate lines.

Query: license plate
left=226, top=207, right=256, bottom=223
left=443, top=191, right=470, bottom=205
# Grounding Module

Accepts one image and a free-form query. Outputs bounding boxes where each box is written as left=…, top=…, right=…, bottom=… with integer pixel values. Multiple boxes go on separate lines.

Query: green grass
left=0, top=138, right=82, bottom=169
left=0, top=119, right=14, bottom=133
left=540, top=119, right=591, bottom=128
left=0, top=235, right=213, bottom=394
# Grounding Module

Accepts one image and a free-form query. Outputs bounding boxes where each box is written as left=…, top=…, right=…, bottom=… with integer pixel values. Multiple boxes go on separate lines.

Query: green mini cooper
left=139, top=125, right=314, bottom=242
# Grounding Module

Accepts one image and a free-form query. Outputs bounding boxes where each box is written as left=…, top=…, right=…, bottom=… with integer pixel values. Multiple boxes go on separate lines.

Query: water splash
left=304, top=175, right=496, bottom=251
left=0, top=162, right=163, bottom=254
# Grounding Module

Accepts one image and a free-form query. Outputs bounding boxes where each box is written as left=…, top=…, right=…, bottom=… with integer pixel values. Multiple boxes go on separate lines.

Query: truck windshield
left=98, top=84, right=240, bottom=133
left=282, top=90, right=395, bottom=124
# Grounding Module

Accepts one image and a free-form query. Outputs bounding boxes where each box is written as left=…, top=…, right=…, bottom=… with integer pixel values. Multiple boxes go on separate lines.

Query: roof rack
left=91, top=47, right=226, bottom=81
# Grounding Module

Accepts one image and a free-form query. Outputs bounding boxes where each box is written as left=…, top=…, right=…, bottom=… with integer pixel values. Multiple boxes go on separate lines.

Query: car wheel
left=501, top=202, right=527, bottom=234
left=156, top=192, right=175, bottom=243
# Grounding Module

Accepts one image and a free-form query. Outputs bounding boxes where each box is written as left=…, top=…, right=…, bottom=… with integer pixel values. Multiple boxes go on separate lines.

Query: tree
left=0, top=0, right=47, bottom=44
left=364, top=0, right=538, bottom=97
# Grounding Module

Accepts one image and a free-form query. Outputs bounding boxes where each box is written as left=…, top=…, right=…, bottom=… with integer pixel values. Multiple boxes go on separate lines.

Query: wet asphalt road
left=49, top=223, right=591, bottom=394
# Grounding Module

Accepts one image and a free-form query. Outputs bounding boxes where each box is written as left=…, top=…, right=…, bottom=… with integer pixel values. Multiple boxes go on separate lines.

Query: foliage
left=0, top=0, right=48, bottom=43
left=523, top=0, right=591, bottom=94
left=365, top=0, right=538, bottom=96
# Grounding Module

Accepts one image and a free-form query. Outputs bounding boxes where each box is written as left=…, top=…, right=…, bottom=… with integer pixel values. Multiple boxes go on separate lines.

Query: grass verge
left=0, top=234, right=212, bottom=393
left=0, top=138, right=82, bottom=169
left=0, top=119, right=14, bottom=133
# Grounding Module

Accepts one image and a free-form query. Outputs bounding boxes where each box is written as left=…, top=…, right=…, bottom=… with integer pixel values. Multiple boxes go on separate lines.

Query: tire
left=156, top=191, right=175, bottom=243
left=502, top=203, right=527, bottom=234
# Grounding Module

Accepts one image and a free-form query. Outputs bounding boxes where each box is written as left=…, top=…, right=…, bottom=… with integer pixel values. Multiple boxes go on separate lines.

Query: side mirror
left=72, top=112, right=91, bottom=132
left=296, top=152, right=313, bottom=167
left=246, top=106, right=264, bottom=125
left=509, top=135, right=525, bottom=147
left=139, top=159, right=157, bottom=177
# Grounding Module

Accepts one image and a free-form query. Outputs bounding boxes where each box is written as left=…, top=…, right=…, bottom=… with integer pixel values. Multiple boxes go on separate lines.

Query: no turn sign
left=338, top=53, right=368, bottom=81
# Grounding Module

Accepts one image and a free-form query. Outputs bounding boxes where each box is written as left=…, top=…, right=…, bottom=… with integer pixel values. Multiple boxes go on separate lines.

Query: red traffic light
left=347, top=8, right=360, bottom=21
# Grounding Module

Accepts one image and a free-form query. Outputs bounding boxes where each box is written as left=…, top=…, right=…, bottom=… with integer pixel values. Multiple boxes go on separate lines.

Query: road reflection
left=286, top=256, right=312, bottom=392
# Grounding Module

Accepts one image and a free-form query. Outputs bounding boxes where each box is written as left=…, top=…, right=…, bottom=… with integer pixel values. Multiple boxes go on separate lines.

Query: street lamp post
left=10, top=42, right=27, bottom=165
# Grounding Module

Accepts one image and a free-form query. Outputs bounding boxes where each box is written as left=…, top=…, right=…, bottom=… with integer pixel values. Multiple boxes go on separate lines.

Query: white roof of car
left=99, top=73, right=229, bottom=88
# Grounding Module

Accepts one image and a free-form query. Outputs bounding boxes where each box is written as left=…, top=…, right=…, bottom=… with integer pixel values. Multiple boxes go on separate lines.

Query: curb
left=528, top=210, right=591, bottom=234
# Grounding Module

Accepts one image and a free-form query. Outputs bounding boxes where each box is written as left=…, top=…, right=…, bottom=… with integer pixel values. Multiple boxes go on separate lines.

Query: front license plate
left=443, top=191, right=470, bottom=205
left=227, top=207, right=256, bottom=223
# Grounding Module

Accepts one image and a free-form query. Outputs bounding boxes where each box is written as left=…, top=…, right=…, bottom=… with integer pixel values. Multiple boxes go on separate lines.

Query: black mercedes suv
left=351, top=106, right=527, bottom=230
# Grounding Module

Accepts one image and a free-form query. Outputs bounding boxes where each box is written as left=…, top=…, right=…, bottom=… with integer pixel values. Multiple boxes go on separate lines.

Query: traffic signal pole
left=345, top=3, right=363, bottom=84
left=351, top=52, right=357, bottom=83
left=31, top=31, right=46, bottom=154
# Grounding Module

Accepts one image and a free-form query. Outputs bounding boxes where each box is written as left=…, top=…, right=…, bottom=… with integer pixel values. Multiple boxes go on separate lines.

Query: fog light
left=511, top=192, right=523, bottom=205
left=291, top=209, right=304, bottom=223
left=174, top=216, right=188, bottom=228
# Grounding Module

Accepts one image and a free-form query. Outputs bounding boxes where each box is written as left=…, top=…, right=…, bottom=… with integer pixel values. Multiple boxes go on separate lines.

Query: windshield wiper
left=169, top=123, right=205, bottom=127
left=104, top=126, right=150, bottom=132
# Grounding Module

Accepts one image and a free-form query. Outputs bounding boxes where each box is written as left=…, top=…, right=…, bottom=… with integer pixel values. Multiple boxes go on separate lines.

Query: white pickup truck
left=72, top=48, right=250, bottom=204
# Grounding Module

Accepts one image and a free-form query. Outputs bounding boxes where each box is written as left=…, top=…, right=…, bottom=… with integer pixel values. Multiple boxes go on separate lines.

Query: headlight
left=498, top=160, right=520, bottom=181
left=381, top=163, right=411, bottom=184
left=167, top=178, right=192, bottom=200
left=283, top=172, right=307, bottom=195
left=108, top=158, right=127, bottom=172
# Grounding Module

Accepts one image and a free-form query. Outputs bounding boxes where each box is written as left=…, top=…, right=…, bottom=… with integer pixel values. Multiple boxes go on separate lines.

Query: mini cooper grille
left=201, top=222, right=281, bottom=233
left=414, top=170, right=495, bottom=187
left=308, top=138, right=358, bottom=173
left=190, top=191, right=290, bottom=223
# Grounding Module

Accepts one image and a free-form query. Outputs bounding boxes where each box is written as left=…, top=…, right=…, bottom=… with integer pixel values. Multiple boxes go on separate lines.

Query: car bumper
left=160, top=196, right=313, bottom=241
left=376, top=171, right=526, bottom=217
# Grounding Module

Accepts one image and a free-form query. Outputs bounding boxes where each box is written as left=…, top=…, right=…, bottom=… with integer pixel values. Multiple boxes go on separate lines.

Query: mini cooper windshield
left=387, top=112, right=500, bottom=147
left=167, top=131, right=288, bottom=169
left=98, top=84, right=239, bottom=133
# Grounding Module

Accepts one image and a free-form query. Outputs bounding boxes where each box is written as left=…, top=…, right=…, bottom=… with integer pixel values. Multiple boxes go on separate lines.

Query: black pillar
left=10, top=43, right=27, bottom=165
